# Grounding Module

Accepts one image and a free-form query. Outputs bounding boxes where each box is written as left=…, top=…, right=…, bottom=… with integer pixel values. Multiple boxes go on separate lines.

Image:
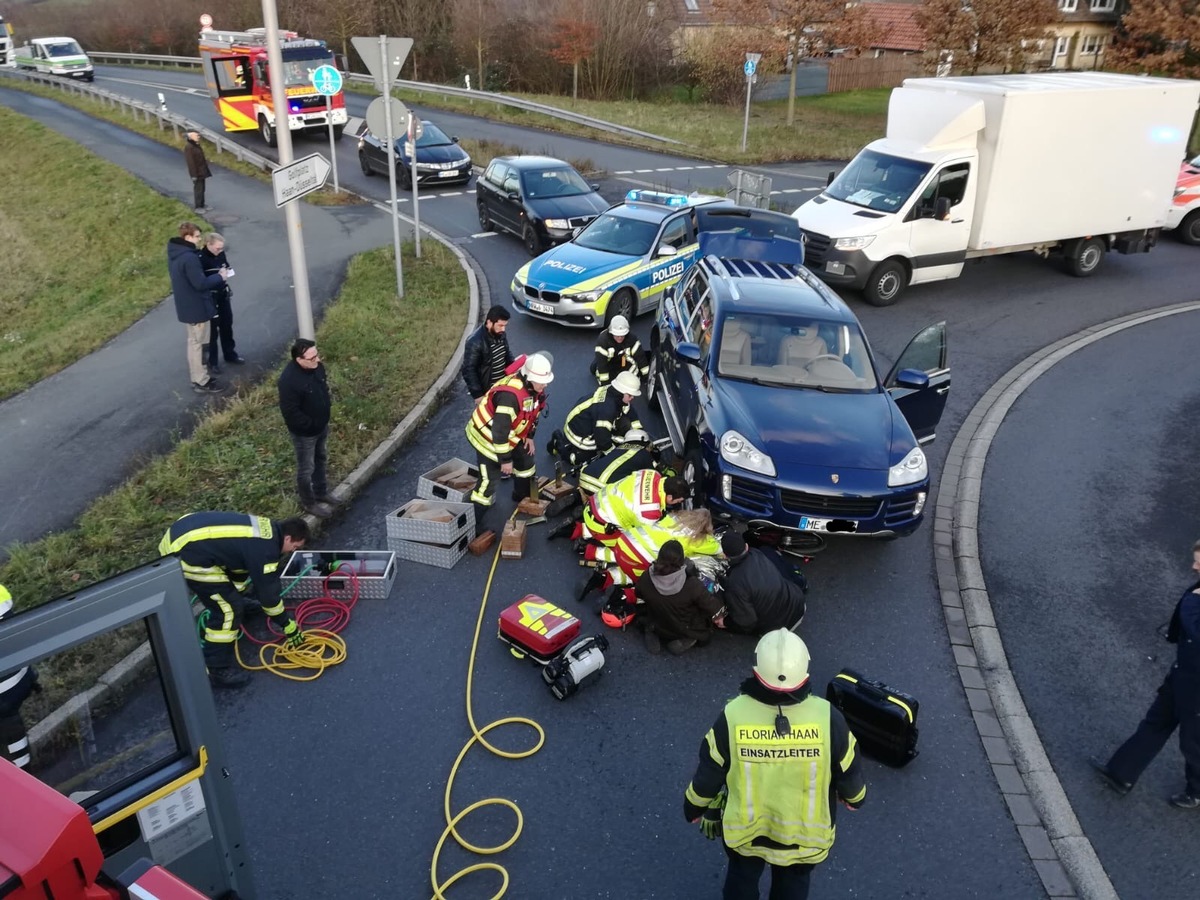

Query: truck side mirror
left=935, top=197, right=951, bottom=220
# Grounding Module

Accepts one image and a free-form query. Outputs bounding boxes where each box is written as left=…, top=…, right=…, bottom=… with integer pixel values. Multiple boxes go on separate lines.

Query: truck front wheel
left=1064, top=237, right=1105, bottom=277
left=1177, top=211, right=1200, bottom=246
left=259, top=116, right=277, bottom=148
left=863, top=260, right=908, bottom=306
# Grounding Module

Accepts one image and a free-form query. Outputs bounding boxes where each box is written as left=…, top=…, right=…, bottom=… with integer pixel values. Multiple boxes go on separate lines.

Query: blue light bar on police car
left=625, top=189, right=689, bottom=207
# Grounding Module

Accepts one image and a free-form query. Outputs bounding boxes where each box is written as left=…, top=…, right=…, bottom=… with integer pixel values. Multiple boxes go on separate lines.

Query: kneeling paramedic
left=550, top=370, right=643, bottom=470
left=578, top=469, right=689, bottom=550
left=466, top=353, right=553, bottom=527
left=159, top=512, right=311, bottom=689
left=545, top=429, right=657, bottom=536
left=0, top=585, right=39, bottom=770
left=684, top=629, right=866, bottom=900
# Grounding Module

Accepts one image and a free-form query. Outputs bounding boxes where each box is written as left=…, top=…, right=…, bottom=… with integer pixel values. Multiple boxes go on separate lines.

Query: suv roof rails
left=698, top=231, right=804, bottom=270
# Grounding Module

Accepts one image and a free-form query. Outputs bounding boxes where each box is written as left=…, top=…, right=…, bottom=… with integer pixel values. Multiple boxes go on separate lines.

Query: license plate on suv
left=798, top=516, right=830, bottom=532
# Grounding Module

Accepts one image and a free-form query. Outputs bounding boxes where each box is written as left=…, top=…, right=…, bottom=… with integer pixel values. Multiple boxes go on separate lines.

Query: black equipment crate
left=826, top=668, right=919, bottom=767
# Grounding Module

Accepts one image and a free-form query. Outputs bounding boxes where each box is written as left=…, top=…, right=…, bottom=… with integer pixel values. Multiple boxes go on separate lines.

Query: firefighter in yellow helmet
left=684, top=629, right=866, bottom=900
left=465, top=352, right=553, bottom=526
left=0, top=585, right=39, bottom=770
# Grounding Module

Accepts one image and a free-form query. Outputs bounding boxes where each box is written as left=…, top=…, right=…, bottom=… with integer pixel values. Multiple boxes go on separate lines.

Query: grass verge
left=1, top=238, right=468, bottom=724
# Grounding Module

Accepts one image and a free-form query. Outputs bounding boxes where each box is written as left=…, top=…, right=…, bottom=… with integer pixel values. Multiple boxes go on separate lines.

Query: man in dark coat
left=167, top=222, right=228, bottom=393
left=277, top=338, right=337, bottom=518
left=461, top=305, right=514, bottom=399
left=199, top=232, right=245, bottom=373
left=1091, top=539, right=1200, bottom=809
left=718, top=532, right=807, bottom=636
left=636, top=540, right=724, bottom=655
left=185, top=131, right=213, bottom=213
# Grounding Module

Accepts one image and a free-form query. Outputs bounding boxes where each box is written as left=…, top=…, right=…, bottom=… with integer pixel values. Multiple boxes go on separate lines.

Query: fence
left=826, top=55, right=923, bottom=93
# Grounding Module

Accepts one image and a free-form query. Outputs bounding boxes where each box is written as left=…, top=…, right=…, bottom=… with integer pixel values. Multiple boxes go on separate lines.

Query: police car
left=510, top=190, right=803, bottom=329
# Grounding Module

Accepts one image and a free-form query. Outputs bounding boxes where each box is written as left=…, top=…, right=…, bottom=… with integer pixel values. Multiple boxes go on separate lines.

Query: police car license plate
left=798, top=516, right=830, bottom=532
left=438, top=170, right=459, bottom=178
left=528, top=300, right=553, bottom=315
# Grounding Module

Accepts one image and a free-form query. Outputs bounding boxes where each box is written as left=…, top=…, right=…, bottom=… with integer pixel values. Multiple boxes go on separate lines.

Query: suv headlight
left=720, top=431, right=775, bottom=477
left=888, top=446, right=927, bottom=487
left=833, top=235, right=876, bottom=251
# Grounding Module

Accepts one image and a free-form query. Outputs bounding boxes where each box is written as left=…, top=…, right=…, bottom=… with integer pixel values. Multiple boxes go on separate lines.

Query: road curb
left=934, top=300, right=1200, bottom=899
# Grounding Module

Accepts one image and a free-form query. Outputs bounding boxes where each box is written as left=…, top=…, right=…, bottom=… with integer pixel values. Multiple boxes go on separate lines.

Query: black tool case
left=826, top=668, right=919, bottom=767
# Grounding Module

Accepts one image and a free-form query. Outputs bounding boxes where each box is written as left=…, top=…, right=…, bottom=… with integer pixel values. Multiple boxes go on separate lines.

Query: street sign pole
left=262, top=0, right=314, bottom=339
left=380, top=35, right=404, bottom=298
left=409, top=116, right=422, bottom=259
left=311, top=64, right=343, bottom=195
left=741, top=53, right=761, bottom=155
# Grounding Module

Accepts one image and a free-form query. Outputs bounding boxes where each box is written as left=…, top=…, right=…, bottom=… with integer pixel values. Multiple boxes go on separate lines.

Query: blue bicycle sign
left=311, top=65, right=343, bottom=96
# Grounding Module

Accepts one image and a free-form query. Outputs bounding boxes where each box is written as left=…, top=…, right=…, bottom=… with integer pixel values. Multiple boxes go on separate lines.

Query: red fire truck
left=198, top=23, right=347, bottom=148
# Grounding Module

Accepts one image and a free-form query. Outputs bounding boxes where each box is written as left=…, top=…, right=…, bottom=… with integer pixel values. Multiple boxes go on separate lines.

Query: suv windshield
left=522, top=167, right=593, bottom=198
left=826, top=150, right=931, bottom=213
left=716, top=313, right=879, bottom=393
left=47, top=40, right=84, bottom=57
left=574, top=210, right=660, bottom=256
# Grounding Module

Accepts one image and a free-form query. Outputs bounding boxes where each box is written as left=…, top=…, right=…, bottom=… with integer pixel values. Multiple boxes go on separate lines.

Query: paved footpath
left=0, top=87, right=402, bottom=555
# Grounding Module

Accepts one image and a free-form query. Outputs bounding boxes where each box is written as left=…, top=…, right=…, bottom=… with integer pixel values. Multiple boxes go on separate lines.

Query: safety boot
left=208, top=666, right=251, bottom=689
left=577, top=570, right=606, bottom=602
left=545, top=492, right=580, bottom=518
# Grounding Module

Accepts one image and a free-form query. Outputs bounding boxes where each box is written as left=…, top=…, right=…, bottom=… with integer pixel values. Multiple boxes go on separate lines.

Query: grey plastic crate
left=386, top=498, right=475, bottom=546
left=387, top=532, right=471, bottom=570
left=417, top=457, right=480, bottom=504
left=282, top=550, right=397, bottom=600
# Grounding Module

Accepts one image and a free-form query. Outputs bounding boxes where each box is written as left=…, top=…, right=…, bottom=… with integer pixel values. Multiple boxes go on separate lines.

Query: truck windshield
left=280, top=49, right=335, bottom=88
left=826, top=150, right=931, bottom=213
left=46, top=40, right=84, bottom=57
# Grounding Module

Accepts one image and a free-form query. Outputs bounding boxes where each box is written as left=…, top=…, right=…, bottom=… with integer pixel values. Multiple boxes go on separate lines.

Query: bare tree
left=915, top=0, right=1057, bottom=75
left=1110, top=0, right=1200, bottom=78
left=548, top=6, right=602, bottom=102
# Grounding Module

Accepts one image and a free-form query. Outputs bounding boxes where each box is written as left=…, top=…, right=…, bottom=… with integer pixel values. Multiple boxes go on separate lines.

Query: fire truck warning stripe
left=218, top=99, right=258, bottom=131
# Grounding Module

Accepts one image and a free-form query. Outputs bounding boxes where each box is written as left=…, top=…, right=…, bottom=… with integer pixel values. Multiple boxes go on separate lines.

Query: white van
left=14, top=37, right=94, bottom=82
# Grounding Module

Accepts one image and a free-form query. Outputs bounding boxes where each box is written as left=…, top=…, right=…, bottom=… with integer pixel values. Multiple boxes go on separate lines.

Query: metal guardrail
left=84, top=50, right=683, bottom=145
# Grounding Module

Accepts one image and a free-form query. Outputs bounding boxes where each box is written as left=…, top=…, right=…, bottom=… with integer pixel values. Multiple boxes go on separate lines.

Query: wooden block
left=538, top=477, right=576, bottom=501
left=517, top=497, right=550, bottom=516
left=468, top=530, right=497, bottom=556
left=500, top=520, right=527, bottom=559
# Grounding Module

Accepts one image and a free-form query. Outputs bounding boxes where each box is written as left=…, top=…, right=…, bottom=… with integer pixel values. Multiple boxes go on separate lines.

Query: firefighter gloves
left=282, top=619, right=306, bottom=650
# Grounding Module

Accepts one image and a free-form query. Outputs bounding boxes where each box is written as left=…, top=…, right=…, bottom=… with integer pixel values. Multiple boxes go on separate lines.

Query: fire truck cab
left=198, top=24, right=347, bottom=148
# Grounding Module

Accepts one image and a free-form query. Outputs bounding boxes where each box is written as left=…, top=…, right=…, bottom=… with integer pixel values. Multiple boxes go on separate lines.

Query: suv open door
left=885, top=321, right=950, bottom=443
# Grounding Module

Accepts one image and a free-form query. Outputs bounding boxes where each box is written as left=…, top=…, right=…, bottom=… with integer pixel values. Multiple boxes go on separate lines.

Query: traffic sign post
left=409, top=113, right=422, bottom=258
left=741, top=52, right=762, bottom=154
left=311, top=64, right=343, bottom=195
left=272, top=153, right=332, bottom=207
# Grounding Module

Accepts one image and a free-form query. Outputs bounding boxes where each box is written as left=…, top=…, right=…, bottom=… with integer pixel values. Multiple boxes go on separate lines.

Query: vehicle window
left=416, top=123, right=453, bottom=147
left=255, top=60, right=268, bottom=88
left=659, top=216, right=691, bottom=251
left=696, top=208, right=802, bottom=242
left=47, top=40, right=83, bottom=57
left=484, top=162, right=507, bottom=189
left=718, top=313, right=878, bottom=392
left=679, top=269, right=704, bottom=321
left=826, top=150, right=932, bottom=213
left=211, top=56, right=251, bottom=95
left=892, top=323, right=945, bottom=375
left=915, top=163, right=970, bottom=214
left=686, top=275, right=714, bottom=352
left=574, top=211, right=660, bottom=256
left=503, top=170, right=520, bottom=194
left=523, top=167, right=592, bottom=198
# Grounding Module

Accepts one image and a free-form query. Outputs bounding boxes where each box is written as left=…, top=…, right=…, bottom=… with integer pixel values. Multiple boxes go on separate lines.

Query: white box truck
left=792, top=73, right=1200, bottom=305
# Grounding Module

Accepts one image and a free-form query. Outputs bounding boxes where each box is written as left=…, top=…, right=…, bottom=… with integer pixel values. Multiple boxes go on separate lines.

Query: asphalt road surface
left=3, top=68, right=1199, bottom=898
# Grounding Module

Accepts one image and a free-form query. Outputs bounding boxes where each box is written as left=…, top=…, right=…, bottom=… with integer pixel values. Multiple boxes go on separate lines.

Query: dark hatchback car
left=648, top=231, right=950, bottom=539
left=357, top=120, right=472, bottom=189
left=476, top=155, right=608, bottom=256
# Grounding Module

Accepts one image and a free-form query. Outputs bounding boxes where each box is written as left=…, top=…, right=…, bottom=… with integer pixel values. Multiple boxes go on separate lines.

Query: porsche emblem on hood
left=831, top=474, right=840, bottom=484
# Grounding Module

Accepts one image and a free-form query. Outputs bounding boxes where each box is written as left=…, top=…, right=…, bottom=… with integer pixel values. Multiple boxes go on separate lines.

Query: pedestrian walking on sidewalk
left=1091, top=539, right=1200, bottom=810
left=167, top=222, right=228, bottom=394
left=278, top=339, right=338, bottom=518
left=184, top=131, right=213, bottom=213
left=199, top=232, right=246, bottom=373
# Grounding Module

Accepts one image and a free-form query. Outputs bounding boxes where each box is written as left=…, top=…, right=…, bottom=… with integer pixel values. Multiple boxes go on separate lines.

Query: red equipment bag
left=498, top=594, right=582, bottom=665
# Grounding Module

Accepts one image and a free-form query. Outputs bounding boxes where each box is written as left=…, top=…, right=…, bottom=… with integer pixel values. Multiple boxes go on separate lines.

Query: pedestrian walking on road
left=167, top=222, right=228, bottom=394
left=184, top=131, right=213, bottom=213
left=1091, top=539, right=1200, bottom=810
left=684, top=629, right=866, bottom=900
left=278, top=339, right=338, bottom=519
left=461, top=304, right=514, bottom=400
left=159, top=513, right=310, bottom=689
left=199, top=232, right=246, bottom=373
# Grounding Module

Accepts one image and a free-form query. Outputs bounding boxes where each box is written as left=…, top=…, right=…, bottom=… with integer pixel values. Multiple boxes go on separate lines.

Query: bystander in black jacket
left=720, top=541, right=806, bottom=635
left=462, top=323, right=514, bottom=399
left=278, top=357, right=331, bottom=437
left=167, top=238, right=221, bottom=324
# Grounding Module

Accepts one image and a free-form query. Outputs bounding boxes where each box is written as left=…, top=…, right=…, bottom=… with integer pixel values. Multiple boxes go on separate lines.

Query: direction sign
left=351, top=36, right=413, bottom=91
left=365, top=96, right=409, bottom=140
left=744, top=59, right=757, bottom=77
left=311, top=64, right=343, bottom=96
left=272, top=153, right=331, bottom=208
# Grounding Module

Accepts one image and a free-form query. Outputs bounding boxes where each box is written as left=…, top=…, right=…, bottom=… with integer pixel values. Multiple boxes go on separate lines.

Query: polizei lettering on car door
left=651, top=261, right=686, bottom=284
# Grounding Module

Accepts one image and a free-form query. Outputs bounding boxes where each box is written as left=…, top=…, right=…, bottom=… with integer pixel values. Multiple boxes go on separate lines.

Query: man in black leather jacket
left=718, top=532, right=807, bottom=636
left=462, top=305, right=515, bottom=399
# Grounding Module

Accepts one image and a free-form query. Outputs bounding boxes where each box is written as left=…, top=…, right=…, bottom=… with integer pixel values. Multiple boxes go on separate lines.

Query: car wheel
left=863, top=260, right=907, bottom=306
left=605, top=289, right=637, bottom=328
left=682, top=441, right=707, bottom=511
left=359, top=152, right=373, bottom=177
left=400, top=165, right=412, bottom=191
left=477, top=200, right=493, bottom=232
left=1177, top=210, right=1200, bottom=246
left=259, top=116, right=277, bottom=148
left=331, top=124, right=345, bottom=141
left=523, top=224, right=544, bottom=257
left=645, top=339, right=661, bottom=411
left=1064, top=237, right=1105, bottom=277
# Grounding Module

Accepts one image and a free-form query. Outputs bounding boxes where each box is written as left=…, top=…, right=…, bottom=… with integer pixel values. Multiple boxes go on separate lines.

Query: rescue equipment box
left=418, top=458, right=480, bottom=504
left=826, top=668, right=920, bottom=767
left=386, top=498, right=475, bottom=546
left=497, top=594, right=582, bottom=664
left=388, top=533, right=472, bottom=570
left=500, top=520, right=527, bottom=559
left=283, top=550, right=398, bottom=600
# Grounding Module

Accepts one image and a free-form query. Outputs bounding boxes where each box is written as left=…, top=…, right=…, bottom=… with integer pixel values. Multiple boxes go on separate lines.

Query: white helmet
left=522, top=352, right=554, bottom=384
left=621, top=429, right=650, bottom=445
left=752, top=629, right=810, bottom=692
left=608, top=315, right=630, bottom=336
left=611, top=370, right=641, bottom=397
left=0, top=584, right=12, bottom=619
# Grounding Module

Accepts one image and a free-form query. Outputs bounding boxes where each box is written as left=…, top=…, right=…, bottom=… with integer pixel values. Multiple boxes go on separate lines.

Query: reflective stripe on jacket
left=579, top=445, right=656, bottom=495
left=589, top=470, right=666, bottom=533
left=564, top=385, right=639, bottom=454
left=466, top=375, right=542, bottom=462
